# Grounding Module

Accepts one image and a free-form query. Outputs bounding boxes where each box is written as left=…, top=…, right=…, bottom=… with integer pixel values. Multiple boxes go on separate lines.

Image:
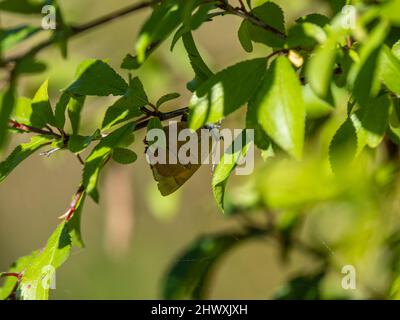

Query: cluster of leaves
left=1, top=0, right=400, bottom=300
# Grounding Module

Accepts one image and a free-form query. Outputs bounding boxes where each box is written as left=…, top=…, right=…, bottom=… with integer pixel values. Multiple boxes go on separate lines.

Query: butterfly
left=145, top=120, right=219, bottom=196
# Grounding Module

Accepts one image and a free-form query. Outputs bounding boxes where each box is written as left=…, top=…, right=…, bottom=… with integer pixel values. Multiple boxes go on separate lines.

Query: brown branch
left=132, top=106, right=189, bottom=131
left=1, top=0, right=286, bottom=68
left=0, top=0, right=162, bottom=66
left=217, top=1, right=286, bottom=38
left=8, top=120, right=61, bottom=138
left=70, top=0, right=163, bottom=35
left=0, top=272, right=20, bottom=278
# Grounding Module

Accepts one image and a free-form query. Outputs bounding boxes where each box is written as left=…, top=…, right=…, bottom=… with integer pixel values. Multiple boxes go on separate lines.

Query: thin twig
left=59, top=185, right=85, bottom=221
left=8, top=120, right=61, bottom=138
left=0, top=0, right=162, bottom=66
left=217, top=1, right=286, bottom=38
left=0, top=273, right=20, bottom=278
left=1, top=0, right=286, bottom=68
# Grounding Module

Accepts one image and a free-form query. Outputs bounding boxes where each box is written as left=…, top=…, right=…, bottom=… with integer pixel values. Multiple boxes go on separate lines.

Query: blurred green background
left=3, top=0, right=395, bottom=299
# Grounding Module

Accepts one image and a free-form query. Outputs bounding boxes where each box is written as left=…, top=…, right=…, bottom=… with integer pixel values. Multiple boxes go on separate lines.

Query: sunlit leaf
left=18, top=222, right=71, bottom=300
left=188, top=58, right=267, bottom=130
left=212, top=131, right=252, bottom=211
left=379, top=45, right=400, bottom=95
left=136, top=0, right=182, bottom=64
left=82, top=122, right=134, bottom=202
left=102, top=77, right=147, bottom=130
left=0, top=135, right=52, bottom=183
left=329, top=118, right=357, bottom=174
left=0, top=25, right=40, bottom=53
left=0, top=251, right=38, bottom=300
left=348, top=21, right=389, bottom=107
left=250, top=56, right=305, bottom=159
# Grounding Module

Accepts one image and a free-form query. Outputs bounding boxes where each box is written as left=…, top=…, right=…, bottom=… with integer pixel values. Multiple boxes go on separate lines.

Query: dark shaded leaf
left=112, top=147, right=137, bottom=164
left=0, top=86, right=15, bottom=150
left=163, top=232, right=258, bottom=299
left=250, top=56, right=305, bottom=159
left=329, top=118, right=357, bottom=174
left=65, top=59, right=128, bottom=96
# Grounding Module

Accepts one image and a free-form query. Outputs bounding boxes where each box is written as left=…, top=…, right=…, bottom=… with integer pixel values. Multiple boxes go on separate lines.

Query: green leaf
left=0, top=135, right=52, bottom=183
left=212, top=131, right=252, bottom=211
left=246, top=1, right=286, bottom=48
left=329, top=118, right=357, bottom=174
left=112, top=148, right=137, bottom=164
left=0, top=0, right=51, bottom=14
left=238, top=21, right=253, bottom=52
left=101, top=77, right=147, bottom=130
left=286, top=22, right=326, bottom=49
left=54, top=92, right=70, bottom=129
left=0, top=25, right=40, bottom=53
left=53, top=5, right=71, bottom=59
left=0, top=251, right=39, bottom=300
left=18, top=222, right=71, bottom=300
left=274, top=271, right=325, bottom=300
left=14, top=56, right=46, bottom=76
left=12, top=96, right=32, bottom=125
left=306, top=37, right=337, bottom=102
left=125, top=76, right=149, bottom=108
left=0, top=86, right=16, bottom=150
left=188, top=2, right=214, bottom=30
left=136, top=0, right=182, bottom=64
left=163, top=232, right=257, bottom=299
left=246, top=100, right=271, bottom=150
left=188, top=58, right=267, bottom=130
left=379, top=45, right=400, bottom=95
left=182, top=32, right=213, bottom=88
left=120, top=54, right=141, bottom=70
left=65, top=59, right=128, bottom=96
left=68, top=134, right=96, bottom=154
left=329, top=0, right=346, bottom=15
left=352, top=94, right=391, bottom=150
left=295, top=13, right=330, bottom=27
left=393, top=40, right=400, bottom=59
left=380, top=0, right=400, bottom=26
left=156, top=92, right=180, bottom=108
left=348, top=21, right=389, bottom=107
left=67, top=95, right=85, bottom=134
left=250, top=56, right=305, bottom=159
left=82, top=122, right=134, bottom=202
left=31, top=79, right=56, bottom=128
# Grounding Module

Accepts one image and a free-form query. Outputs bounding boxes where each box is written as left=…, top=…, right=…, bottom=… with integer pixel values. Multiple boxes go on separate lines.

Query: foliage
left=1, top=0, right=400, bottom=300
